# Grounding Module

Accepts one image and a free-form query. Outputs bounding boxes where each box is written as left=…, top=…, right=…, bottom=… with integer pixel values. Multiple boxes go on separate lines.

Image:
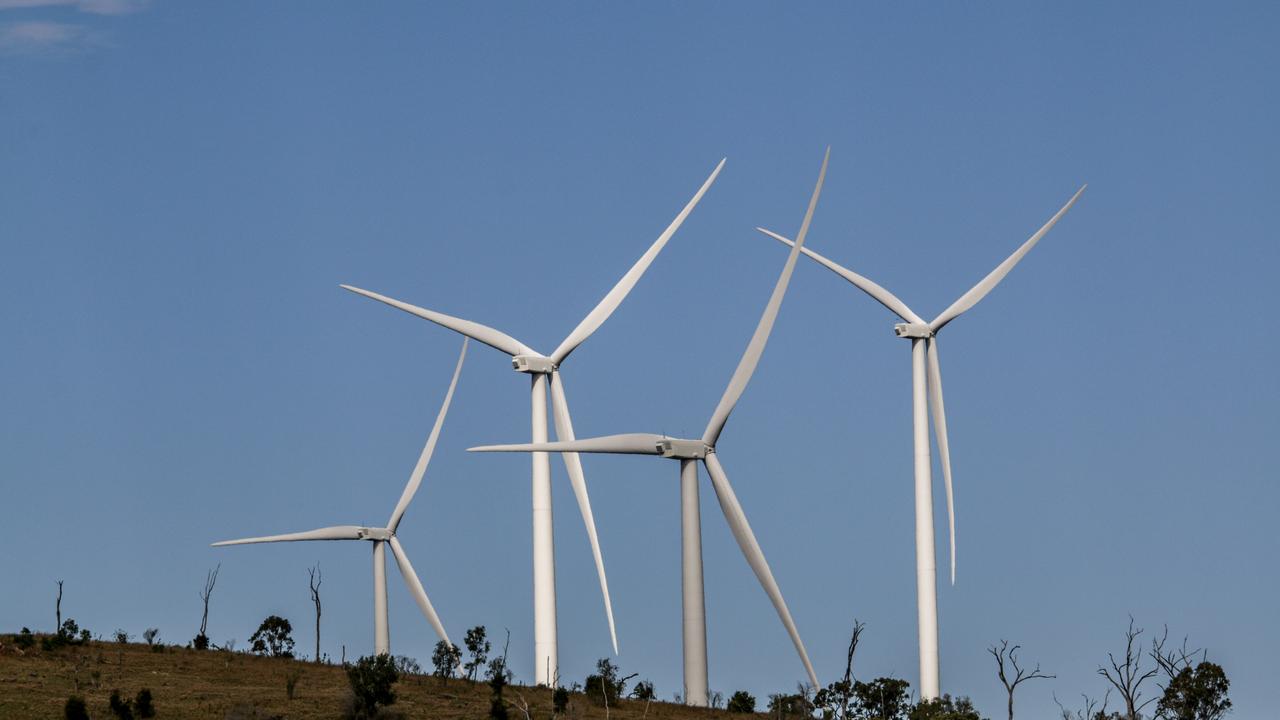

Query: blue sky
left=2, top=2, right=1277, bottom=717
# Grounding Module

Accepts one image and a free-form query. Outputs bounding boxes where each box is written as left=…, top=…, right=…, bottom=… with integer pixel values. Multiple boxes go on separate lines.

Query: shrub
left=249, top=616, right=294, bottom=658
left=64, top=695, right=90, bottom=720
left=193, top=633, right=210, bottom=650
left=285, top=668, right=303, bottom=701
left=553, top=686, right=570, bottom=713
left=15, top=627, right=35, bottom=649
left=135, top=688, right=156, bottom=719
left=114, top=629, right=130, bottom=644
left=142, top=628, right=160, bottom=646
left=109, top=689, right=135, bottom=720
left=728, top=690, right=757, bottom=713
left=631, top=680, right=655, bottom=700
left=345, top=654, right=399, bottom=719
left=584, top=657, right=625, bottom=706
left=908, top=694, right=981, bottom=720
left=392, top=655, right=421, bottom=676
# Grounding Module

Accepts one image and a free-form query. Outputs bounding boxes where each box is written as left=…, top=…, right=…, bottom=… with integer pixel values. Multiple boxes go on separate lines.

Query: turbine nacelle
left=657, top=438, right=710, bottom=459
left=511, top=355, right=556, bottom=374
left=894, top=322, right=934, bottom=339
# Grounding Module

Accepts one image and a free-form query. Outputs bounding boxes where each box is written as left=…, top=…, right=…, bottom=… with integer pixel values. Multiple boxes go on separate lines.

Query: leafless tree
left=55, top=580, right=63, bottom=631
left=307, top=564, right=322, bottom=663
left=1150, top=626, right=1205, bottom=685
left=1098, top=617, right=1159, bottom=720
left=198, top=564, right=220, bottom=643
left=1054, top=690, right=1112, bottom=720
left=990, top=639, right=1055, bottom=720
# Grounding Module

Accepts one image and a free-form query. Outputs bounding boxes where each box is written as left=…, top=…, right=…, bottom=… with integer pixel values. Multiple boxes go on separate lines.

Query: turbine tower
left=471, top=149, right=830, bottom=705
left=758, top=184, right=1085, bottom=698
left=340, top=160, right=724, bottom=684
left=212, top=339, right=468, bottom=656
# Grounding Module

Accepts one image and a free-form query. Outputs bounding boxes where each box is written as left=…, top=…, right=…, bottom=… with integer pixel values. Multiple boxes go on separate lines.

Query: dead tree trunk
left=990, top=639, right=1054, bottom=720
left=308, top=564, right=322, bottom=663
left=1098, top=617, right=1158, bottom=720
left=55, top=580, right=63, bottom=632
left=198, top=564, right=220, bottom=645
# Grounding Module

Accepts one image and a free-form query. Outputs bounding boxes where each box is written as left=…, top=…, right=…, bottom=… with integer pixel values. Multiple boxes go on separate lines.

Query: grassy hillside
left=0, top=635, right=761, bottom=720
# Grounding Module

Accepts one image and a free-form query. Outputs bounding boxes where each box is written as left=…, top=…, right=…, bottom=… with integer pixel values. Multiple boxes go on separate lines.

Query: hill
left=0, top=635, right=765, bottom=720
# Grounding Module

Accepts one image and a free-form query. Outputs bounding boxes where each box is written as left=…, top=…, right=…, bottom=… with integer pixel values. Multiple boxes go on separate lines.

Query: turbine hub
left=894, top=322, right=933, bottom=339
left=358, top=527, right=393, bottom=541
left=511, top=355, right=556, bottom=374
left=656, top=438, right=709, bottom=459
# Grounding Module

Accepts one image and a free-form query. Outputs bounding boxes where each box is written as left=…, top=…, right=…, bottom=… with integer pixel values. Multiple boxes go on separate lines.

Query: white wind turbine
left=757, top=184, right=1086, bottom=699
left=339, top=160, right=724, bottom=685
left=470, top=150, right=830, bottom=705
left=212, top=339, right=468, bottom=656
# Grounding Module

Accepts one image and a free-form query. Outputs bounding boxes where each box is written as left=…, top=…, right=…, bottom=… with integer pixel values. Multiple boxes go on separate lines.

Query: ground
left=0, top=636, right=767, bottom=719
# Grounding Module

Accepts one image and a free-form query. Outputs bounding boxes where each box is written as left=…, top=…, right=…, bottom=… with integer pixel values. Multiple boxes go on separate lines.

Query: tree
left=1054, top=691, right=1122, bottom=720
left=109, top=689, right=134, bottom=720
left=249, top=615, right=295, bottom=658
left=464, top=625, right=491, bottom=681
left=910, top=695, right=984, bottom=720
left=769, top=687, right=816, bottom=720
left=345, top=654, right=399, bottom=719
left=1154, top=663, right=1230, bottom=720
left=632, top=680, right=656, bottom=700
left=728, top=690, right=758, bottom=713
left=134, top=688, right=155, bottom=718
left=816, top=620, right=865, bottom=720
left=585, top=657, right=627, bottom=706
left=990, top=639, right=1053, bottom=720
left=194, top=564, right=219, bottom=650
left=56, top=580, right=63, bottom=632
left=853, top=677, right=911, bottom=720
left=486, top=631, right=512, bottom=720
left=142, top=628, right=160, bottom=647
left=308, top=565, right=322, bottom=663
left=1099, top=618, right=1159, bottom=720
left=432, top=640, right=462, bottom=681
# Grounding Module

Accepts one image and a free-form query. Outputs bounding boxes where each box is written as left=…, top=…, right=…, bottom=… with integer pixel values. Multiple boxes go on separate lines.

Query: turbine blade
left=703, top=148, right=829, bottom=446
left=929, top=185, right=1086, bottom=332
left=550, top=159, right=726, bottom=366
left=702, top=453, right=819, bottom=688
left=388, top=537, right=451, bottom=645
left=549, top=370, right=618, bottom=653
left=340, top=285, right=535, bottom=357
left=469, top=433, right=666, bottom=455
left=389, top=339, right=468, bottom=532
left=926, top=337, right=956, bottom=585
left=756, top=228, right=924, bottom=324
left=211, top=525, right=366, bottom=546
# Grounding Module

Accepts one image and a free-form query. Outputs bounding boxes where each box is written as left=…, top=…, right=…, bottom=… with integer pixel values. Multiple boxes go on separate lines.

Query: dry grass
left=0, top=636, right=762, bottom=719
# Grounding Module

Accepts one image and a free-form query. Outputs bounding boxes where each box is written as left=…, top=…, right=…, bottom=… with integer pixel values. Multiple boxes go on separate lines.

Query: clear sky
left=2, top=2, right=1277, bottom=717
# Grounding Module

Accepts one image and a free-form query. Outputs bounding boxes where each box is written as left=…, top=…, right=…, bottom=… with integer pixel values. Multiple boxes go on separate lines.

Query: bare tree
left=990, top=639, right=1054, bottom=720
left=1054, top=690, right=1112, bottom=720
left=816, top=620, right=865, bottom=720
left=197, top=564, right=220, bottom=647
left=1099, top=618, right=1159, bottom=720
left=308, top=564, right=322, bottom=663
left=56, top=580, right=63, bottom=631
left=1150, top=626, right=1204, bottom=684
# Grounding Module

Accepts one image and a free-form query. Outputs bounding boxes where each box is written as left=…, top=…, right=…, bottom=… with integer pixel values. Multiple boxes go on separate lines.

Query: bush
left=142, top=628, right=160, bottom=646
left=15, top=627, right=35, bottom=649
left=135, top=688, right=156, bottom=719
left=431, top=640, right=461, bottom=680
left=64, top=695, right=90, bottom=720
left=249, top=616, right=294, bottom=658
left=584, top=657, right=625, bottom=706
left=109, top=689, right=135, bottom=720
left=392, top=655, right=421, bottom=676
left=909, top=694, right=982, bottom=720
left=632, top=680, right=656, bottom=701
left=345, top=654, right=399, bottom=719
left=553, top=686, right=570, bottom=713
left=114, top=629, right=130, bottom=644
left=193, top=633, right=210, bottom=650
left=285, top=668, right=303, bottom=701
left=728, top=690, right=757, bottom=713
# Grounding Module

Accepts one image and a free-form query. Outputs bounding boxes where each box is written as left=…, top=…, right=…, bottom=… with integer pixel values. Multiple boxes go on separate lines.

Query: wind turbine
left=212, top=339, right=468, bottom=656
left=758, top=184, right=1085, bottom=699
left=470, top=149, right=830, bottom=705
left=339, top=160, right=724, bottom=685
